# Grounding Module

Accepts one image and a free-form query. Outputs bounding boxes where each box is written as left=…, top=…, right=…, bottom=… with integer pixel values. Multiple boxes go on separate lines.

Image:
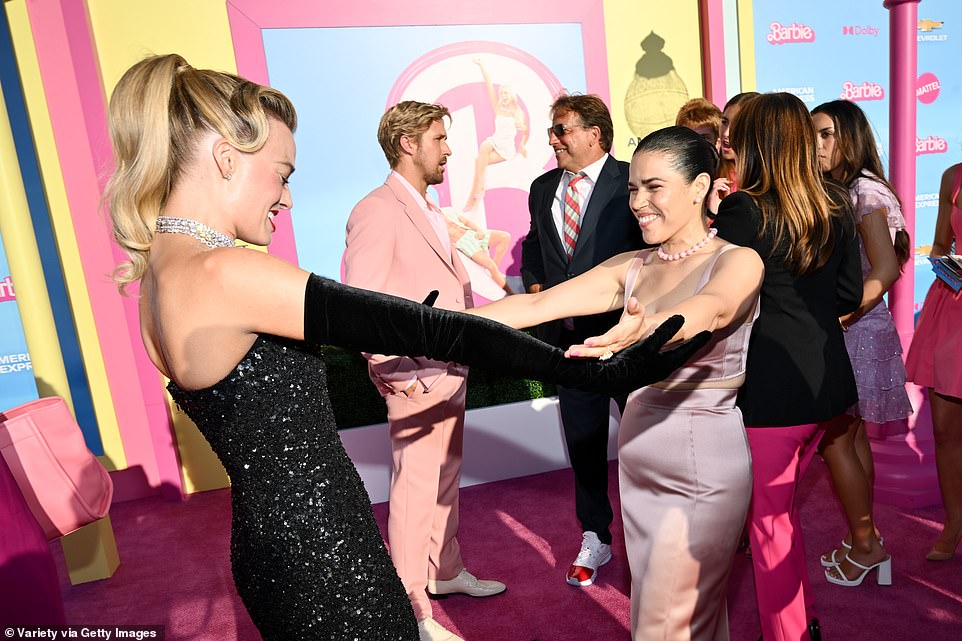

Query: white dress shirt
left=550, top=153, right=609, bottom=249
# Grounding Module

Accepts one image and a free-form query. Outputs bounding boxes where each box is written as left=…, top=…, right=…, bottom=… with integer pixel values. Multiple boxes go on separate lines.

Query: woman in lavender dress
left=811, top=100, right=912, bottom=586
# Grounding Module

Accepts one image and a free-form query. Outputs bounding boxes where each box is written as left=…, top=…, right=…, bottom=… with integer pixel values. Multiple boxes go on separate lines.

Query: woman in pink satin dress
left=470, top=126, right=764, bottom=641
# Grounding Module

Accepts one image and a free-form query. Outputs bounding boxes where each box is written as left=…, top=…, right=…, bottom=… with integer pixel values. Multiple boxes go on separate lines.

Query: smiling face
left=549, top=109, right=604, bottom=173
left=412, top=119, right=451, bottom=186
left=628, top=149, right=709, bottom=247
left=813, top=112, right=840, bottom=176
left=229, top=118, right=296, bottom=245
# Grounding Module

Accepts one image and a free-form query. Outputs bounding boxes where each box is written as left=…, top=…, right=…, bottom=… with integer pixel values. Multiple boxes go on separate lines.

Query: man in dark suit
left=521, top=94, right=645, bottom=586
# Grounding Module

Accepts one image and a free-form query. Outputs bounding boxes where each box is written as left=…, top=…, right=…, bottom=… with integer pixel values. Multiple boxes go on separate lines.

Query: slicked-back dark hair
left=633, top=125, right=719, bottom=204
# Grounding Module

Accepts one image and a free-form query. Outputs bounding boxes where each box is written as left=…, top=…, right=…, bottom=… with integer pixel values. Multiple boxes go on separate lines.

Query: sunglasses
left=547, top=123, right=591, bottom=138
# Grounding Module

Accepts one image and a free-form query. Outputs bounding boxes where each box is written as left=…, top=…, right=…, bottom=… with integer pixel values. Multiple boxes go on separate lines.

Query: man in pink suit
left=343, top=101, right=505, bottom=641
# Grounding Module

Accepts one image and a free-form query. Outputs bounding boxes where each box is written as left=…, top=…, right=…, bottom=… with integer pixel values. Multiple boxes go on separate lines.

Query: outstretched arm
left=467, top=252, right=633, bottom=330
left=474, top=58, right=498, bottom=110
left=303, top=275, right=708, bottom=396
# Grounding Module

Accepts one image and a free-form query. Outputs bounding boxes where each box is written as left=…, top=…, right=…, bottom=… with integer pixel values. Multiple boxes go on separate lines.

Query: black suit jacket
left=713, top=191, right=863, bottom=426
left=520, top=155, right=646, bottom=346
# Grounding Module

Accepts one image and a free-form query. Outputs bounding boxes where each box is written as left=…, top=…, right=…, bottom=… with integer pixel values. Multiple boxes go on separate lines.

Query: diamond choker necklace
left=154, top=216, right=235, bottom=249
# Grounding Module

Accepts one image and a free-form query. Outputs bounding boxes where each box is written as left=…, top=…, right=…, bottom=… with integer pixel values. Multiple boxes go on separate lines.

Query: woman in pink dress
left=905, top=161, right=962, bottom=561
left=810, top=99, right=912, bottom=585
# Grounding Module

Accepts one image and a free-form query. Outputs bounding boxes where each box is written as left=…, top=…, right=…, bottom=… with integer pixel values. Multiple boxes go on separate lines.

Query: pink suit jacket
left=343, top=173, right=474, bottom=395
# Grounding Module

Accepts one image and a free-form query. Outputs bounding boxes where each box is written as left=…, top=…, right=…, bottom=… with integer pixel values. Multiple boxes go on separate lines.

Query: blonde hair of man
left=377, top=101, right=451, bottom=168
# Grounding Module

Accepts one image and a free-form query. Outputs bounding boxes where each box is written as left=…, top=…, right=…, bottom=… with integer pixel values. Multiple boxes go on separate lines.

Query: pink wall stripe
left=699, top=0, right=727, bottom=105
left=26, top=0, right=183, bottom=498
left=228, top=0, right=607, bottom=28
left=581, top=1, right=613, bottom=117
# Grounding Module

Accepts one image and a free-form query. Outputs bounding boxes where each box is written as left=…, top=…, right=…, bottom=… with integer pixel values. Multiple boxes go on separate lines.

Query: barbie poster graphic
left=387, top=41, right=565, bottom=301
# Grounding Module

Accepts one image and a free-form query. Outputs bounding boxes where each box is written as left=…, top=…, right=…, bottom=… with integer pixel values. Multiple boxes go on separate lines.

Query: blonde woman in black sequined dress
left=104, top=54, right=708, bottom=641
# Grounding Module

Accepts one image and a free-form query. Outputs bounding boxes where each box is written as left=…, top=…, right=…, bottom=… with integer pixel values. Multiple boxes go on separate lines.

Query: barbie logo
left=767, top=22, right=815, bottom=45
left=0, top=276, right=15, bottom=302
left=839, top=81, right=885, bottom=101
left=917, top=73, right=941, bottom=104
left=916, top=136, right=948, bottom=155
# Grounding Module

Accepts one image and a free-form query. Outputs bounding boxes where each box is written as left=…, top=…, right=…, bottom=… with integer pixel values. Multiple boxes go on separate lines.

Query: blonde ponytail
left=104, top=54, right=296, bottom=293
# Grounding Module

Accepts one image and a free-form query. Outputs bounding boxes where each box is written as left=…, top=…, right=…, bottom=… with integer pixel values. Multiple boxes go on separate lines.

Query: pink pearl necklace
left=657, top=227, right=718, bottom=262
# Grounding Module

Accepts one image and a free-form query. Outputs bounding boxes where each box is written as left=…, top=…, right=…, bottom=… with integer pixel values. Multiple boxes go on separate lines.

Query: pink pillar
left=872, top=0, right=939, bottom=508
left=885, top=0, right=917, bottom=347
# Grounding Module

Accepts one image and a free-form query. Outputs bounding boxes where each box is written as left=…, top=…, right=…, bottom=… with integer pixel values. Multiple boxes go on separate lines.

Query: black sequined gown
left=167, top=334, right=418, bottom=641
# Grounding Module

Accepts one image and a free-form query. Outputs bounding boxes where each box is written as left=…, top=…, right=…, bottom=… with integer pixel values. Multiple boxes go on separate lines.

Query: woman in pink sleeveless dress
left=905, top=162, right=962, bottom=561
left=471, top=126, right=764, bottom=641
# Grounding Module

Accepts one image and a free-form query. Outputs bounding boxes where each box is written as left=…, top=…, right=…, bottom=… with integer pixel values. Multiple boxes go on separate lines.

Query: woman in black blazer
left=711, top=93, right=863, bottom=641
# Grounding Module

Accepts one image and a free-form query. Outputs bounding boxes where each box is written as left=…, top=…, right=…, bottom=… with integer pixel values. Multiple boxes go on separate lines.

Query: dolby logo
left=843, top=25, right=879, bottom=36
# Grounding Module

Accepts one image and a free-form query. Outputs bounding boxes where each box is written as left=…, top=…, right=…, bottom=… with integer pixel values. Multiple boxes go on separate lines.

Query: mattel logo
left=842, top=25, right=879, bottom=37
left=917, top=72, right=941, bottom=104
left=840, top=81, right=884, bottom=102
left=767, top=22, right=816, bottom=45
left=0, top=276, right=15, bottom=303
left=916, top=136, right=948, bottom=156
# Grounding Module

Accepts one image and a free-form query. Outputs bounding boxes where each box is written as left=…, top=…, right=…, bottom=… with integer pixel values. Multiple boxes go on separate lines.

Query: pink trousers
left=746, top=424, right=822, bottom=641
left=384, top=372, right=467, bottom=621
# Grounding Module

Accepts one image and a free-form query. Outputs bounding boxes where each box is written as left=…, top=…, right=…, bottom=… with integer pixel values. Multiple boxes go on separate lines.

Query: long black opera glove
left=304, top=275, right=711, bottom=396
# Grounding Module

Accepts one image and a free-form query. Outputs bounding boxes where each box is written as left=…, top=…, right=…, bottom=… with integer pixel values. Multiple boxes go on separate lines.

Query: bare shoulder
left=203, top=247, right=309, bottom=314
left=149, top=247, right=312, bottom=389
left=716, top=242, right=764, bottom=273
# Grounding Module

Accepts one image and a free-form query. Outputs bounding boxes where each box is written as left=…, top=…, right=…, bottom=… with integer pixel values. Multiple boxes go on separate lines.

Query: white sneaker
left=418, top=617, right=465, bottom=641
left=566, top=531, right=612, bottom=586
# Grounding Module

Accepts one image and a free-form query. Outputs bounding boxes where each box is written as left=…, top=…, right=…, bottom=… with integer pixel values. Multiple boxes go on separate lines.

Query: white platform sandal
left=824, top=553, right=892, bottom=587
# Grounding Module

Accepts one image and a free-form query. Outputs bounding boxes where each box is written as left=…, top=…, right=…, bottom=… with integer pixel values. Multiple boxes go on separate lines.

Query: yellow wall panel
left=604, top=0, right=705, bottom=159
left=87, top=0, right=238, bottom=96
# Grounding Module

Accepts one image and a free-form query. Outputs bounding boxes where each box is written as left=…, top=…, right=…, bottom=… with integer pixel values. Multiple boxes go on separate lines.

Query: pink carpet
left=52, top=459, right=962, bottom=640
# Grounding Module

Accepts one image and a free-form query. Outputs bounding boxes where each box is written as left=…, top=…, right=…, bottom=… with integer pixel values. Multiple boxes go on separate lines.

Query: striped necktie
left=562, top=172, right=586, bottom=260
